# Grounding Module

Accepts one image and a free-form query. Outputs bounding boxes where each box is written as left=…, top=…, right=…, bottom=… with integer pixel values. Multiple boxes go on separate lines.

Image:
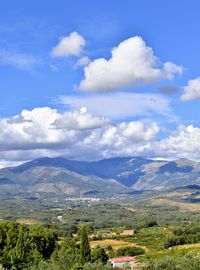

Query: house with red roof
left=108, top=256, right=137, bottom=268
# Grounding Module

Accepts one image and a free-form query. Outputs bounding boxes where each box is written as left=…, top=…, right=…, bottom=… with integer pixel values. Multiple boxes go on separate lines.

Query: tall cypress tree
left=80, top=226, right=91, bottom=264
left=15, top=225, right=32, bottom=264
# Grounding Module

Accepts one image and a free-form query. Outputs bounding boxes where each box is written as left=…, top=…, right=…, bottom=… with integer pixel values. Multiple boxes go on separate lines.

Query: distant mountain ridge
left=1, top=156, right=200, bottom=196
left=11, top=156, right=151, bottom=186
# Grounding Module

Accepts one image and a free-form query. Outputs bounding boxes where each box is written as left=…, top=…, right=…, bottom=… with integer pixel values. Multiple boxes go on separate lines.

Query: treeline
left=0, top=221, right=120, bottom=270
left=164, top=226, right=200, bottom=248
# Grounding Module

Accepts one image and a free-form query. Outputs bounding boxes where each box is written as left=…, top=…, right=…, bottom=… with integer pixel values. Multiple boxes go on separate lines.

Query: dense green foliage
left=164, top=226, right=200, bottom=248
left=2, top=198, right=200, bottom=269
left=1, top=220, right=200, bottom=269
left=145, top=254, right=200, bottom=270
left=0, top=222, right=57, bottom=269
left=115, top=246, right=145, bottom=257
left=91, top=246, right=108, bottom=264
left=0, top=222, right=111, bottom=269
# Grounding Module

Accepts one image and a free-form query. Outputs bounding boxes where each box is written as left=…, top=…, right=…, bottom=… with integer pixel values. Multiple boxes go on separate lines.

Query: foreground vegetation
left=0, top=221, right=113, bottom=269
left=2, top=194, right=200, bottom=269
left=1, top=219, right=200, bottom=269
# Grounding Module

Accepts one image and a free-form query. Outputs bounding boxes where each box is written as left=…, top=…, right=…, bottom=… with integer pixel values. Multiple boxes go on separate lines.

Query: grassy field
left=16, top=218, right=41, bottom=225
left=174, top=242, right=200, bottom=250
left=90, top=239, right=143, bottom=250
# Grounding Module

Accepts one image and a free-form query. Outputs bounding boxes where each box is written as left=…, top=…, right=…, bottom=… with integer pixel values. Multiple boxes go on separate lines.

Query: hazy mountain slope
left=163, top=184, right=200, bottom=203
left=7, top=156, right=151, bottom=187
left=137, top=185, right=200, bottom=213
left=0, top=163, right=128, bottom=196
left=132, top=159, right=200, bottom=190
left=1, top=157, right=200, bottom=195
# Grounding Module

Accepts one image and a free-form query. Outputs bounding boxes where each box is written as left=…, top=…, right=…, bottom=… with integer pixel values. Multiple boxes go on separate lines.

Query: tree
left=30, top=225, right=57, bottom=259
left=91, top=246, right=108, bottom=264
left=15, top=225, right=32, bottom=262
left=50, top=237, right=81, bottom=270
left=5, top=222, right=20, bottom=251
left=80, top=226, right=91, bottom=264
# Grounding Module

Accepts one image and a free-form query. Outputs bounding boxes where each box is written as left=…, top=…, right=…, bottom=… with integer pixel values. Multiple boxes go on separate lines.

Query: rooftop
left=110, top=256, right=136, bottom=263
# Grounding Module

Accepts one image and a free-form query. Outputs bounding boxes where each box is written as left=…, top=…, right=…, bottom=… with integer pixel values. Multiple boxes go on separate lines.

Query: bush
left=91, top=246, right=108, bottom=264
left=115, top=246, right=145, bottom=257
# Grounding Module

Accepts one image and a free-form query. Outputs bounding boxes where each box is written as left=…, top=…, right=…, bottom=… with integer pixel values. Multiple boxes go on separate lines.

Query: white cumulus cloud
left=53, top=107, right=110, bottom=130
left=75, top=121, right=160, bottom=159
left=154, top=125, right=200, bottom=160
left=181, top=77, right=200, bottom=101
left=78, top=36, right=183, bottom=92
left=0, top=107, right=109, bottom=152
left=2, top=107, right=200, bottom=166
left=0, top=106, right=161, bottom=165
left=51, top=32, right=86, bottom=57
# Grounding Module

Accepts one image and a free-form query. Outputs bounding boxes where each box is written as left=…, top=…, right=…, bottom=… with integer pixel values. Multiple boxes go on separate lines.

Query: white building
left=57, top=215, right=63, bottom=221
left=109, top=256, right=136, bottom=268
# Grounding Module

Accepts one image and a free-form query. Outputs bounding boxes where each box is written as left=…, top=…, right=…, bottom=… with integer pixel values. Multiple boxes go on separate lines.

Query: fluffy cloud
left=80, top=124, right=200, bottom=161
left=0, top=107, right=109, bottom=152
left=78, top=36, right=183, bottom=92
left=53, top=107, right=110, bottom=130
left=155, top=125, right=200, bottom=159
left=83, top=121, right=159, bottom=146
left=51, top=32, right=86, bottom=57
left=2, top=106, right=200, bottom=166
left=0, top=107, right=161, bottom=165
left=181, top=77, right=200, bottom=101
left=79, top=121, right=159, bottom=159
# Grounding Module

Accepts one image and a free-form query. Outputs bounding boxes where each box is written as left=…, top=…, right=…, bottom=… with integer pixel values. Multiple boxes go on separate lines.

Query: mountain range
left=1, top=156, right=200, bottom=197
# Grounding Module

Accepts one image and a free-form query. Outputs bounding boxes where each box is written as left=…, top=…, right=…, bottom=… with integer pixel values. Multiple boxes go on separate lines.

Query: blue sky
left=0, top=0, right=200, bottom=166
